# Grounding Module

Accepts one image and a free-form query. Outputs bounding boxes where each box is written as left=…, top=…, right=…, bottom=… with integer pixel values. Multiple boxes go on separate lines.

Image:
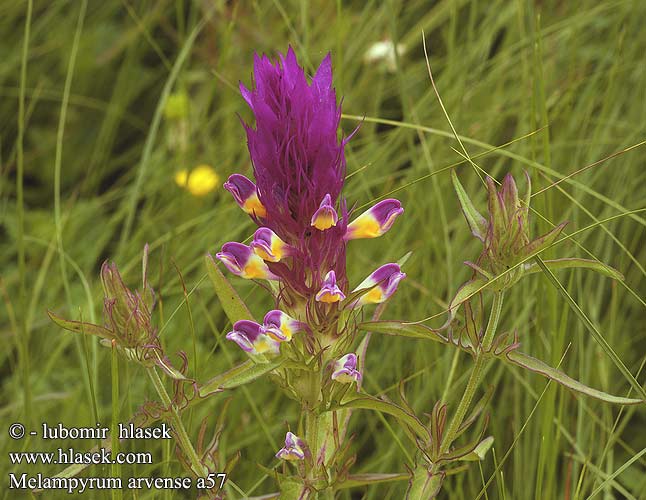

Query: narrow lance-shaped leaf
left=205, top=254, right=256, bottom=323
left=335, top=394, right=430, bottom=442
left=336, top=473, right=409, bottom=490
left=534, top=256, right=646, bottom=399
left=522, top=221, right=568, bottom=257
left=199, top=359, right=282, bottom=395
left=524, top=258, right=624, bottom=281
left=359, top=320, right=449, bottom=344
left=48, top=311, right=115, bottom=341
left=503, top=350, right=644, bottom=405
left=451, top=170, right=487, bottom=242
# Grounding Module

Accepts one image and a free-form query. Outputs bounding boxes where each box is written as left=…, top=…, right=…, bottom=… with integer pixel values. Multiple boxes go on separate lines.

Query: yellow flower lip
left=175, top=165, right=219, bottom=197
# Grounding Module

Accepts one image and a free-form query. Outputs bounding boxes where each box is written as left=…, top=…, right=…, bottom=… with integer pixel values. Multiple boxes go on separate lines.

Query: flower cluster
left=216, top=48, right=406, bottom=358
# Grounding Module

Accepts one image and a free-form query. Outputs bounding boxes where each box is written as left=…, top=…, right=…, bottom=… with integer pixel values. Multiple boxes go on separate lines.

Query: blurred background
left=2, top=0, right=645, bottom=498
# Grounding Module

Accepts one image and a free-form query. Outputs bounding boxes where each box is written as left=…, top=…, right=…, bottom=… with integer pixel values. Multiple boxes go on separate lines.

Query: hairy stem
left=302, top=368, right=337, bottom=499
left=438, top=292, right=504, bottom=458
left=147, top=367, right=208, bottom=478
left=304, top=370, right=321, bottom=473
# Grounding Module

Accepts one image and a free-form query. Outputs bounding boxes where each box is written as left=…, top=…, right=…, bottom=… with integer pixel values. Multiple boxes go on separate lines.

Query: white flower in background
left=363, top=39, right=406, bottom=72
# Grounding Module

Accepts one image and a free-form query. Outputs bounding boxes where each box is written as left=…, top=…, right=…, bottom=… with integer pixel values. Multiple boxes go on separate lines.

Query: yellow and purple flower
left=250, top=227, right=294, bottom=263
left=345, top=199, right=404, bottom=240
left=351, top=263, right=406, bottom=308
left=223, top=174, right=266, bottom=218
left=331, top=353, right=362, bottom=384
left=225, top=320, right=280, bottom=355
left=315, top=271, right=346, bottom=303
left=311, top=194, right=339, bottom=231
left=261, top=310, right=307, bottom=342
left=216, top=242, right=278, bottom=280
left=275, top=431, right=307, bottom=461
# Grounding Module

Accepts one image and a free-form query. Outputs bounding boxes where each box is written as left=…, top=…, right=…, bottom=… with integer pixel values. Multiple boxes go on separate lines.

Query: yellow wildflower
left=175, top=165, right=219, bottom=197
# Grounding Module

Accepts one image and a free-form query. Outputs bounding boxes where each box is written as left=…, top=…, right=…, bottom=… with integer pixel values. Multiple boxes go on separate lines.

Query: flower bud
left=101, top=261, right=154, bottom=348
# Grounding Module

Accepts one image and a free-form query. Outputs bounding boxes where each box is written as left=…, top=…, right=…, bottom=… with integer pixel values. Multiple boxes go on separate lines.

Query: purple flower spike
left=331, top=353, right=362, bottom=385
left=351, top=263, right=406, bottom=307
left=311, top=194, right=339, bottom=231
left=315, top=270, right=346, bottom=303
left=239, top=47, right=351, bottom=295
left=216, top=242, right=279, bottom=280
left=345, top=199, right=404, bottom=240
left=275, top=431, right=307, bottom=461
left=226, top=320, right=280, bottom=355
left=241, top=47, right=346, bottom=226
left=250, top=227, right=293, bottom=263
left=223, top=174, right=266, bottom=218
left=261, top=310, right=307, bottom=342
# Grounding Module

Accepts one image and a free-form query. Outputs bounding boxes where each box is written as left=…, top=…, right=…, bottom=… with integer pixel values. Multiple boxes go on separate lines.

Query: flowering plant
left=48, top=47, right=643, bottom=499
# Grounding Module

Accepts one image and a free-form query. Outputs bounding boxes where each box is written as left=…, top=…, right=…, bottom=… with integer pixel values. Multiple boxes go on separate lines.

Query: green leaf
left=406, top=465, right=444, bottom=499
left=504, top=350, right=644, bottom=405
left=336, top=394, right=430, bottom=441
left=337, top=473, right=409, bottom=489
left=205, top=254, right=256, bottom=324
left=443, top=278, right=490, bottom=328
left=451, top=169, right=487, bottom=242
left=524, top=258, right=624, bottom=280
left=397, top=251, right=413, bottom=268
left=199, top=359, right=282, bottom=396
left=522, top=222, right=567, bottom=256
left=533, top=256, right=646, bottom=400
left=359, top=320, right=449, bottom=343
left=48, top=311, right=115, bottom=341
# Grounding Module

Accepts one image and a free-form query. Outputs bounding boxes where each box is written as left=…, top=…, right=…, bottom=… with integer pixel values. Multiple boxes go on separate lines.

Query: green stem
left=304, top=371, right=321, bottom=477
left=440, top=349, right=461, bottom=405
left=111, top=343, right=122, bottom=500
left=17, top=0, right=33, bottom=430
left=147, top=367, right=207, bottom=478
left=438, top=292, right=504, bottom=458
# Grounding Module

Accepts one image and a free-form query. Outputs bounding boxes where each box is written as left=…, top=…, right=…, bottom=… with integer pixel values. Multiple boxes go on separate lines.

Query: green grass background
left=2, top=0, right=645, bottom=498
